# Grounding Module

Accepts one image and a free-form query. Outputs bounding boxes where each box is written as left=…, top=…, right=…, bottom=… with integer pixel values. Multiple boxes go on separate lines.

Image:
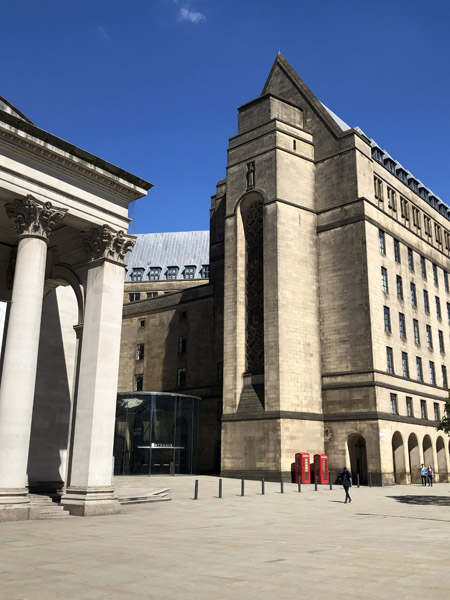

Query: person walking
left=341, top=467, right=352, bottom=503
left=427, top=465, right=434, bottom=487
left=420, top=464, right=428, bottom=486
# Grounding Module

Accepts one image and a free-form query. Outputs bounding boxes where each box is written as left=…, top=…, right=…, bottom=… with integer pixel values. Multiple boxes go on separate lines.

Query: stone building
left=0, top=96, right=151, bottom=520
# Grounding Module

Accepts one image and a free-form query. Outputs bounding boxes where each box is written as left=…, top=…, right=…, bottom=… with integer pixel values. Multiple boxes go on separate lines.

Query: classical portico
left=0, top=96, right=151, bottom=520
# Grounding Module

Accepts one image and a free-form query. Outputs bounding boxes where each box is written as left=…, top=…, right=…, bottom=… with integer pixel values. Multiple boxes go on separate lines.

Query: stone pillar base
left=0, top=488, right=31, bottom=522
left=61, top=486, right=120, bottom=517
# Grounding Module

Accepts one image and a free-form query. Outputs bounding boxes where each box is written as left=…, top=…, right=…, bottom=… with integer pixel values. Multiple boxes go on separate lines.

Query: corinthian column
left=0, top=196, right=67, bottom=521
left=61, top=225, right=135, bottom=517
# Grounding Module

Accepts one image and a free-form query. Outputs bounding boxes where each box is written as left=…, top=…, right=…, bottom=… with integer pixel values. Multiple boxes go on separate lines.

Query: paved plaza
left=1, top=476, right=450, bottom=599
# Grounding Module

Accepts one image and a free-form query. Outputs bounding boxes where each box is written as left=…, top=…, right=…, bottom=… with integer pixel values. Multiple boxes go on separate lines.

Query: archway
left=423, top=434, right=434, bottom=470
left=436, top=437, right=448, bottom=483
left=392, top=431, right=407, bottom=484
left=408, top=433, right=420, bottom=483
left=347, top=434, right=368, bottom=485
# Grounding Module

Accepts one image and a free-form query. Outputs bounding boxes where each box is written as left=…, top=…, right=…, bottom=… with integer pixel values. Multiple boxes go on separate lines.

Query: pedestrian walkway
left=1, top=476, right=450, bottom=599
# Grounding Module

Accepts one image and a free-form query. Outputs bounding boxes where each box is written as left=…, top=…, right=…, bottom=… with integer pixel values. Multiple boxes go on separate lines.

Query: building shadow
left=388, top=495, right=450, bottom=506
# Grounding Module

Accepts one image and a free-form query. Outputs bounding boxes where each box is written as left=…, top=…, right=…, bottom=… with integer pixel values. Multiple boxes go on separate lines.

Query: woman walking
left=341, top=467, right=352, bottom=503
left=427, top=465, right=434, bottom=487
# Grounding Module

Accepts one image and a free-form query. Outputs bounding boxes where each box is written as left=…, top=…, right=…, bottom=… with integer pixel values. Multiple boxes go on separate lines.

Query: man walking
left=341, top=467, right=352, bottom=503
left=420, top=464, right=428, bottom=486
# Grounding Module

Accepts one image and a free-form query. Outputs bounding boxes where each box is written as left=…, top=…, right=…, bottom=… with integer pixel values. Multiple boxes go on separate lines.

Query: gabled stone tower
left=211, top=53, right=374, bottom=480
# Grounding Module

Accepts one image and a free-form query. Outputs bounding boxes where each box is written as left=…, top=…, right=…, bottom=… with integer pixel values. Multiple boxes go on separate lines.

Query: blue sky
left=1, top=1, right=449, bottom=234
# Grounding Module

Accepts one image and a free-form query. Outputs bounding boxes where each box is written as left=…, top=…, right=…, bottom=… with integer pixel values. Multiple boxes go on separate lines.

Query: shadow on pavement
left=388, top=495, right=450, bottom=506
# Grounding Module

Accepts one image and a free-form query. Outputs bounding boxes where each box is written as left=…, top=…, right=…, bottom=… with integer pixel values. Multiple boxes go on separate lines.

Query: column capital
left=83, top=225, right=135, bottom=266
left=4, top=195, right=68, bottom=242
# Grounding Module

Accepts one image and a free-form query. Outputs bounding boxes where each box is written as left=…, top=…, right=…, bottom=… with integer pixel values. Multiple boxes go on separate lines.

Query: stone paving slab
left=1, top=476, right=450, bottom=599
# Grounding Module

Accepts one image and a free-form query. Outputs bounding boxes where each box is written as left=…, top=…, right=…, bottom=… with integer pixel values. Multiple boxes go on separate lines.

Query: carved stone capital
left=5, top=195, right=68, bottom=241
left=83, top=225, right=135, bottom=265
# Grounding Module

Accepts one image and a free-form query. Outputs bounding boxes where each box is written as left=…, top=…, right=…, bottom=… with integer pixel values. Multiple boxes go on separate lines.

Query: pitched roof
left=125, top=231, right=210, bottom=281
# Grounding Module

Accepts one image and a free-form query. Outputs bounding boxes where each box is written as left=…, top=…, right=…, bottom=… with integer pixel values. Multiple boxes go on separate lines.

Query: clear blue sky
left=1, top=1, right=449, bottom=234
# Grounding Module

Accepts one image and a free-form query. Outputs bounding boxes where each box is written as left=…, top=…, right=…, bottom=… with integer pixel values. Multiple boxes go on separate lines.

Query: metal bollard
left=194, top=479, right=199, bottom=500
left=329, top=480, right=332, bottom=491
left=261, top=477, right=265, bottom=495
left=314, top=476, right=318, bottom=491
left=368, top=473, right=372, bottom=487
left=241, top=478, right=245, bottom=497
left=280, top=477, right=284, bottom=494
left=219, top=478, right=223, bottom=499
left=298, top=479, right=301, bottom=493
left=356, top=473, right=360, bottom=488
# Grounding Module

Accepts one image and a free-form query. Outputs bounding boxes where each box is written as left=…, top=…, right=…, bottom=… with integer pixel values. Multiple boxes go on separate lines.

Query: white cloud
left=178, top=5, right=206, bottom=23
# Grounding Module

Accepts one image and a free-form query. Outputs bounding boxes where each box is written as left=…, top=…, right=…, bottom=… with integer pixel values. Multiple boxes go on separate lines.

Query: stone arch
left=423, top=434, right=434, bottom=469
left=347, top=433, right=368, bottom=485
left=392, top=431, right=407, bottom=484
left=408, top=433, right=421, bottom=483
left=436, top=436, right=448, bottom=482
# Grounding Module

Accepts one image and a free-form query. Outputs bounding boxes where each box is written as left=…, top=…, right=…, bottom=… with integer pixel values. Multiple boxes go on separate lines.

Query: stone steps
left=28, top=494, right=72, bottom=520
left=117, top=487, right=171, bottom=505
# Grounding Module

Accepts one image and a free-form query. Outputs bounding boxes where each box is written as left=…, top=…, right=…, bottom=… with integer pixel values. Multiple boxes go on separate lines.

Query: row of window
left=134, top=362, right=224, bottom=392
left=379, top=230, right=449, bottom=289
left=389, top=393, right=441, bottom=421
left=381, top=268, right=450, bottom=321
left=385, top=346, right=448, bottom=387
left=375, top=176, right=449, bottom=250
left=129, top=292, right=158, bottom=302
left=384, top=307, right=447, bottom=352
left=130, top=265, right=210, bottom=282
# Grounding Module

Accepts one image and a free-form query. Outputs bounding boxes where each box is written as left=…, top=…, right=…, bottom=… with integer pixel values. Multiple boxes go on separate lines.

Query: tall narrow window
left=394, top=239, right=400, bottom=262
left=374, top=176, right=383, bottom=201
left=386, top=347, right=394, bottom=374
left=423, top=289, right=429, bottom=313
left=396, top=275, right=403, bottom=300
left=447, top=302, right=450, bottom=324
left=408, top=248, right=414, bottom=271
left=390, top=393, right=398, bottom=415
left=243, top=201, right=264, bottom=373
left=442, top=365, right=448, bottom=389
left=387, top=186, right=396, bottom=210
left=444, top=271, right=449, bottom=292
left=420, top=399, right=427, bottom=419
left=435, top=224, right=442, bottom=245
left=413, top=206, right=421, bottom=229
left=429, top=361, right=436, bottom=385
left=136, top=344, right=145, bottom=360
left=401, top=352, right=409, bottom=378
left=436, top=296, right=442, bottom=320
left=433, top=263, right=438, bottom=286
left=384, top=306, right=391, bottom=333
left=410, top=283, right=417, bottom=307
left=438, top=330, right=445, bottom=353
left=406, top=397, right=413, bottom=417
left=177, top=368, right=187, bottom=387
left=401, top=197, right=409, bottom=220
left=416, top=357, right=423, bottom=382
left=421, top=256, right=427, bottom=279
left=413, top=319, right=420, bottom=344
left=434, top=402, right=440, bottom=421
left=134, top=374, right=143, bottom=392
left=399, top=313, right=406, bottom=339
left=178, top=336, right=187, bottom=354
left=381, top=267, right=388, bottom=293
left=424, top=216, right=431, bottom=236
left=379, top=229, right=386, bottom=255
left=426, top=325, right=433, bottom=349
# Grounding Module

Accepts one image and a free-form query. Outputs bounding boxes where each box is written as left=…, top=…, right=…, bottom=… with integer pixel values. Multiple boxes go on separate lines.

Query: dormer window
left=201, top=264, right=210, bottom=279
left=148, top=267, right=161, bottom=281
left=166, top=266, right=178, bottom=280
left=372, top=147, right=383, bottom=162
left=419, top=187, right=429, bottom=201
left=408, top=177, right=419, bottom=193
left=184, top=266, right=196, bottom=279
left=131, top=268, right=144, bottom=281
left=384, top=158, right=396, bottom=174
left=396, top=167, right=408, bottom=184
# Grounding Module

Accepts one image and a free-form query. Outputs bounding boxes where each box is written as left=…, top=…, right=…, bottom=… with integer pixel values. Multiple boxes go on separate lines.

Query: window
left=424, top=216, right=431, bottom=236
left=426, top=325, right=433, bottom=349
left=217, top=361, right=223, bottom=384
left=433, top=263, right=438, bottom=286
left=131, top=267, right=144, bottom=281
left=178, top=336, right=187, bottom=354
left=421, top=256, right=427, bottom=279
left=416, top=357, right=423, bottom=382
left=434, top=402, right=440, bottom=421
left=445, top=231, right=450, bottom=250
left=180, top=310, right=187, bottom=320
left=374, top=176, right=383, bottom=201
left=146, top=292, right=158, bottom=299
left=423, top=289, right=429, bottom=313
left=396, top=275, right=403, bottom=300
left=408, top=248, right=414, bottom=271
left=384, top=306, right=391, bottom=333
left=293, top=139, right=296, bottom=151
left=420, top=399, right=427, bottom=419
left=413, top=319, right=420, bottom=344
left=379, top=229, right=386, bottom=255
left=447, top=302, right=450, bottom=324
left=390, top=393, right=398, bottom=415
left=429, top=361, right=436, bottom=385
left=134, top=374, right=143, bottom=392
left=148, top=267, right=161, bottom=281
left=184, top=266, right=196, bottom=279
left=438, top=330, right=445, bottom=353
left=400, top=197, right=409, bottom=220
left=435, top=224, right=442, bottom=245
left=140, top=319, right=146, bottom=328
left=202, top=265, right=210, bottom=279
left=387, top=186, right=396, bottom=210
left=136, top=344, right=144, bottom=360
left=394, top=239, right=400, bottom=262
left=410, top=283, right=417, bottom=307
left=176, top=368, right=186, bottom=388
left=166, top=266, right=179, bottom=280
left=386, top=347, right=394, bottom=374
left=401, top=352, right=409, bottom=378
left=406, top=397, right=413, bottom=417
left=412, top=206, right=421, bottom=229
left=442, top=365, right=448, bottom=389
left=129, top=293, right=141, bottom=302
left=399, top=313, right=406, bottom=339
left=444, top=271, right=449, bottom=293
left=381, top=267, right=388, bottom=293
left=436, top=296, right=442, bottom=320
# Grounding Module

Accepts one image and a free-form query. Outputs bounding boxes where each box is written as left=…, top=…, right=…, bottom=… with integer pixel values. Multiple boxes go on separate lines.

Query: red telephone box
left=294, top=452, right=310, bottom=484
left=313, top=453, right=329, bottom=484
